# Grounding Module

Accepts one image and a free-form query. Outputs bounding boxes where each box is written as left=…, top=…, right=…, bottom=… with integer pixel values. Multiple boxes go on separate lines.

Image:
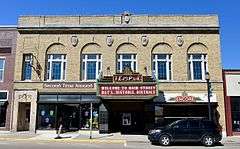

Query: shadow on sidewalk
left=151, top=142, right=224, bottom=147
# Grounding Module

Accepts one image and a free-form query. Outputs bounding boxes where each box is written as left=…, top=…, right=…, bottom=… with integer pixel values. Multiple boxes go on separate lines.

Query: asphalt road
left=0, top=141, right=239, bottom=149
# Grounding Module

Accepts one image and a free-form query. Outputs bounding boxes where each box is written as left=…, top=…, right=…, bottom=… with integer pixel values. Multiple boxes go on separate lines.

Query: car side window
left=176, top=120, right=188, bottom=129
left=189, top=120, right=200, bottom=129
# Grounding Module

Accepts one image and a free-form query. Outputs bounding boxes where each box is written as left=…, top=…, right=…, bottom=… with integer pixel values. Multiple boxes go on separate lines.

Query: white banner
left=225, top=74, right=240, bottom=96
left=164, top=92, right=217, bottom=103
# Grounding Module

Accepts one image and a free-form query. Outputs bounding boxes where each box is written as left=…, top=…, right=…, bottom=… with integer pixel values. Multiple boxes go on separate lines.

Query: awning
left=38, top=94, right=100, bottom=103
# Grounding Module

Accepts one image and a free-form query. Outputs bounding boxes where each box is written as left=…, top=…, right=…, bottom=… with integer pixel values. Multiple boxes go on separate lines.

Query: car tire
left=202, top=135, right=215, bottom=147
left=159, top=135, right=171, bottom=146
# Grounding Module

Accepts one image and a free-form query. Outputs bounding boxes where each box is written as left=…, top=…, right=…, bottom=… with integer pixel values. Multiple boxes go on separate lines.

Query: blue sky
left=0, top=0, right=239, bottom=69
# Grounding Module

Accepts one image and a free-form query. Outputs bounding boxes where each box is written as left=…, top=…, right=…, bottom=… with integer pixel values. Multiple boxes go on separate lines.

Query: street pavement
left=0, top=140, right=239, bottom=149
left=0, top=131, right=240, bottom=149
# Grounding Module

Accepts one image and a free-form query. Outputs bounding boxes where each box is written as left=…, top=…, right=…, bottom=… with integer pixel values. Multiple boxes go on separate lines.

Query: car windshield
left=167, top=120, right=181, bottom=127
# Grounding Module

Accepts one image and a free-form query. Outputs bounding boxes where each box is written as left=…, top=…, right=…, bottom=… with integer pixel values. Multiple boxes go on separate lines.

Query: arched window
left=81, top=54, right=102, bottom=80
left=116, top=43, right=137, bottom=73
left=187, top=43, right=208, bottom=80
left=45, top=43, right=67, bottom=81
left=152, top=43, right=172, bottom=80
left=80, top=43, right=102, bottom=81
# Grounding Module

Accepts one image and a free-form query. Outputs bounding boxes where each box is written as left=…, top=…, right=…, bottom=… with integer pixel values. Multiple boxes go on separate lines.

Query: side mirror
left=173, top=125, right=179, bottom=129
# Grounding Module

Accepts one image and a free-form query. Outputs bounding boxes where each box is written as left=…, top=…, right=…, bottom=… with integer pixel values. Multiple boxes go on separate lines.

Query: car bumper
left=215, top=134, right=222, bottom=142
left=148, top=133, right=160, bottom=143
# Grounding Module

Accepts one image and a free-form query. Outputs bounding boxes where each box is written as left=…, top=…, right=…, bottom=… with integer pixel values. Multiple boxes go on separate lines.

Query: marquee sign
left=99, top=85, right=157, bottom=96
left=113, top=74, right=143, bottom=83
left=43, top=82, right=94, bottom=89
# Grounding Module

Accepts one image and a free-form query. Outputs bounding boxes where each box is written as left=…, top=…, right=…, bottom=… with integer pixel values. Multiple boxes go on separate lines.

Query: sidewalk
left=0, top=130, right=239, bottom=144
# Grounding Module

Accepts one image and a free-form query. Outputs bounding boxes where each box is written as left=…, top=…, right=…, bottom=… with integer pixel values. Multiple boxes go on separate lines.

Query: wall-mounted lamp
left=107, top=66, right=111, bottom=76
left=144, top=66, right=148, bottom=76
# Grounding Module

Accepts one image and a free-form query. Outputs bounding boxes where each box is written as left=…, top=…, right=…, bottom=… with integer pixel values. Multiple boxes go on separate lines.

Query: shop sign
left=164, top=92, right=217, bottom=103
left=99, top=85, right=156, bottom=96
left=225, top=74, right=240, bottom=96
left=43, top=82, right=94, bottom=89
left=113, top=74, right=143, bottom=83
left=175, top=96, right=195, bottom=102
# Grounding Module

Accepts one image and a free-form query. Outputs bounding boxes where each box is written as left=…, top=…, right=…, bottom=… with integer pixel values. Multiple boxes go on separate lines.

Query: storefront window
left=117, top=54, right=137, bottom=73
left=81, top=103, right=99, bottom=130
left=37, top=104, right=56, bottom=129
left=0, top=91, right=8, bottom=127
left=0, top=103, right=7, bottom=127
left=37, top=103, right=99, bottom=130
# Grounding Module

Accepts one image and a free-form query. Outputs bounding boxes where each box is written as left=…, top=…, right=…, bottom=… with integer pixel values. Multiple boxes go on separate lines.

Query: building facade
left=0, top=26, right=17, bottom=130
left=12, top=13, right=226, bottom=135
left=223, top=70, right=240, bottom=136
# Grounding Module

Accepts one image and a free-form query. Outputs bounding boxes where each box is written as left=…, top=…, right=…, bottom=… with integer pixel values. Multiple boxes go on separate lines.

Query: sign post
left=89, top=102, right=93, bottom=139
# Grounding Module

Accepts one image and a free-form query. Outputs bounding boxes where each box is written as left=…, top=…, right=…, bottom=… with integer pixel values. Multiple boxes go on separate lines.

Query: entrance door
left=231, top=97, right=240, bottom=133
left=120, top=112, right=144, bottom=134
left=17, top=102, right=30, bottom=131
left=58, top=104, right=80, bottom=131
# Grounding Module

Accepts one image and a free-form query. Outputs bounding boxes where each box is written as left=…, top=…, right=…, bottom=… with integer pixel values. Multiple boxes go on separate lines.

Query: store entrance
left=58, top=104, right=80, bottom=131
left=108, top=102, right=145, bottom=134
left=17, top=102, right=30, bottom=131
left=231, top=97, right=240, bottom=133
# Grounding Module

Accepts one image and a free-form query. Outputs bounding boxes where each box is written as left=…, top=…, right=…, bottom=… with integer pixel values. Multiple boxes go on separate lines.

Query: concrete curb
left=0, top=137, right=126, bottom=144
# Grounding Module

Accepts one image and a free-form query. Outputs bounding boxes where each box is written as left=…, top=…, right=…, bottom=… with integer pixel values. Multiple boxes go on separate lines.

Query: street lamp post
left=205, top=72, right=212, bottom=121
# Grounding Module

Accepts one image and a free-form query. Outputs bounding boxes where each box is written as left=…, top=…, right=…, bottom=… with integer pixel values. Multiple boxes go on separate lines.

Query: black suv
left=148, top=118, right=222, bottom=146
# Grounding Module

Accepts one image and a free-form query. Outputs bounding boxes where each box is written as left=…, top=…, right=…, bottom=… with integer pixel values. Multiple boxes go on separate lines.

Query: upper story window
left=117, top=54, right=137, bottom=73
left=47, top=54, right=66, bottom=81
left=152, top=54, right=172, bottom=80
left=188, top=54, right=208, bottom=80
left=22, top=54, right=32, bottom=80
left=81, top=54, right=102, bottom=80
left=0, top=58, right=5, bottom=81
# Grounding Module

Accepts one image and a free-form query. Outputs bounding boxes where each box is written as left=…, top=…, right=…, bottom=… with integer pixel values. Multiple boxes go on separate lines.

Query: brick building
left=0, top=26, right=17, bottom=131
left=223, top=70, right=240, bottom=136
left=12, top=13, right=226, bottom=136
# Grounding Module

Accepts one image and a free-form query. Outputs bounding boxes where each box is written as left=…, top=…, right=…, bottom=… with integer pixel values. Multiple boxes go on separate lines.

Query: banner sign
left=164, top=92, right=217, bottom=103
left=43, top=82, right=94, bottom=88
left=99, top=85, right=157, bottom=96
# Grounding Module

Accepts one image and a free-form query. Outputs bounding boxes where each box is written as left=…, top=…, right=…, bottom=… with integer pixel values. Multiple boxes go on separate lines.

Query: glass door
left=231, top=97, right=240, bottom=132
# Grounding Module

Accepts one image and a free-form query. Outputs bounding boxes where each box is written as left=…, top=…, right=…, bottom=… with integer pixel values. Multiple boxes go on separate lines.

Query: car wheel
left=159, top=135, right=171, bottom=146
left=202, top=135, right=214, bottom=147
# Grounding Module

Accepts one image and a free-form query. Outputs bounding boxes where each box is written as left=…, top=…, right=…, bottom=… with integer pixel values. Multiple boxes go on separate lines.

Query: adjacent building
left=223, top=69, right=240, bottom=136
left=12, top=13, right=226, bottom=135
left=0, top=26, right=17, bottom=131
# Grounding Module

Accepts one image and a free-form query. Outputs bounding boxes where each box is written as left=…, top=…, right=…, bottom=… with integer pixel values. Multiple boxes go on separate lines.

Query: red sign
left=175, top=96, right=195, bottom=102
left=99, top=85, right=156, bottom=96
left=113, top=75, right=143, bottom=82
